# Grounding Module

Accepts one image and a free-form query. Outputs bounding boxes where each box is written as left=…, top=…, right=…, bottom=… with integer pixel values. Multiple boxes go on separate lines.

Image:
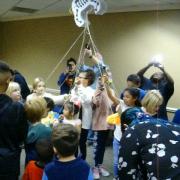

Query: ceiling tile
left=0, top=0, right=180, bottom=21
left=0, top=0, right=20, bottom=15
left=17, top=0, right=60, bottom=10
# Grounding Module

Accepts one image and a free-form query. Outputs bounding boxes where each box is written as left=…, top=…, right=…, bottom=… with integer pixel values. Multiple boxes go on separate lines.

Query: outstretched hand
left=84, top=48, right=93, bottom=58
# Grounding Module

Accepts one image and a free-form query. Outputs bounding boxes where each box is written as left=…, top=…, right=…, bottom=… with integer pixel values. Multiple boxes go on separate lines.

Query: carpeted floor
left=20, top=144, right=114, bottom=180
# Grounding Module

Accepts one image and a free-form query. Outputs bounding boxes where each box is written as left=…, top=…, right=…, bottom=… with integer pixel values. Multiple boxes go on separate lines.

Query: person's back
left=0, top=61, right=28, bottom=179
left=44, top=157, right=92, bottom=180
left=119, top=118, right=180, bottom=179
left=25, top=97, right=52, bottom=164
left=23, top=138, right=54, bottom=180
left=42, top=124, right=93, bottom=180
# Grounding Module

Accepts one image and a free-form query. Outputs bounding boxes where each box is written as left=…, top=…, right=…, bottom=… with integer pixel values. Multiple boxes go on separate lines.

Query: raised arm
left=137, top=62, right=153, bottom=77
left=95, top=73, right=119, bottom=106
left=158, top=64, right=174, bottom=84
left=84, top=48, right=104, bottom=65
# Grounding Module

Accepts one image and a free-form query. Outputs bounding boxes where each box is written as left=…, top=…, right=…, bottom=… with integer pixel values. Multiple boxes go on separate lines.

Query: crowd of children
left=0, top=44, right=179, bottom=180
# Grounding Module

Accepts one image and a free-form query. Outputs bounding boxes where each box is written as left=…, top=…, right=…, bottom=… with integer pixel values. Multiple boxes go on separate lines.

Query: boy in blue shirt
left=42, top=124, right=93, bottom=180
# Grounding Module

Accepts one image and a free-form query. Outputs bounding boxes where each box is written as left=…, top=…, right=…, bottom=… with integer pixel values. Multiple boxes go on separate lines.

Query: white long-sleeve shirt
left=71, top=84, right=95, bottom=129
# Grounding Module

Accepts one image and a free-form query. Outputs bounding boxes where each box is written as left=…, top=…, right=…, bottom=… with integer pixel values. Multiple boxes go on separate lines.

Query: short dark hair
left=0, top=61, right=12, bottom=85
left=44, top=97, right=55, bottom=111
left=80, top=69, right=95, bottom=86
left=35, top=138, right=54, bottom=163
left=52, top=124, right=79, bottom=157
left=64, top=100, right=80, bottom=115
left=0, top=60, right=11, bottom=73
left=67, top=58, right=76, bottom=66
left=127, top=74, right=141, bottom=85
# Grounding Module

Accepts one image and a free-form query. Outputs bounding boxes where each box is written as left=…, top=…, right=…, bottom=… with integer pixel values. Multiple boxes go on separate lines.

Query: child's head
left=32, top=77, right=46, bottom=95
left=141, top=90, right=163, bottom=115
left=25, top=97, right=47, bottom=123
left=121, top=107, right=143, bottom=133
left=126, top=74, right=141, bottom=88
left=35, top=138, right=54, bottom=164
left=52, top=124, right=79, bottom=157
left=78, top=69, right=95, bottom=87
left=0, top=61, right=12, bottom=92
left=44, top=97, right=55, bottom=112
left=63, top=100, right=80, bottom=119
left=6, top=81, right=21, bottom=102
left=123, top=87, right=140, bottom=107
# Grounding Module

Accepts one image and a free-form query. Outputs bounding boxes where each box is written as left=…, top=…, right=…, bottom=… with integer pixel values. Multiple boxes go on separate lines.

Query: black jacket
left=0, top=94, right=28, bottom=175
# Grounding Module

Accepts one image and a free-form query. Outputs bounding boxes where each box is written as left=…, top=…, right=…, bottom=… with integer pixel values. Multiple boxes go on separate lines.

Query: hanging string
left=85, top=12, right=99, bottom=54
left=83, top=16, right=116, bottom=114
left=45, top=29, right=85, bottom=83
left=68, top=27, right=88, bottom=93
left=76, top=27, right=87, bottom=72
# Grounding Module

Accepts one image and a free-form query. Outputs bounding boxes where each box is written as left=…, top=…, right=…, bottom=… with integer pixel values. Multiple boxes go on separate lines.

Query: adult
left=57, top=58, right=77, bottom=95
left=118, top=90, right=180, bottom=179
left=137, top=62, right=174, bottom=120
left=0, top=61, right=28, bottom=180
left=13, top=70, right=30, bottom=100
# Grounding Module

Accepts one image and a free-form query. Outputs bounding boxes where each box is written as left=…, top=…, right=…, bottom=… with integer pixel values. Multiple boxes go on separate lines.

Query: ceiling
left=0, top=0, right=180, bottom=22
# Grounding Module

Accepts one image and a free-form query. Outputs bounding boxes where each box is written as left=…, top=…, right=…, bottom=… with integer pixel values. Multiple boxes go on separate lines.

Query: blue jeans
left=113, top=137, right=121, bottom=178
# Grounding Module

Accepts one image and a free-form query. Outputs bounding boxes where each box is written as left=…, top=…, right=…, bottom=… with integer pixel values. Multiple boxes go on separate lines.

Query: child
left=24, top=97, right=52, bottom=165
left=23, top=138, right=54, bottom=180
left=26, top=77, right=67, bottom=105
left=70, top=69, right=95, bottom=160
left=42, top=124, right=93, bottom=180
left=105, top=85, right=141, bottom=180
left=52, top=100, right=81, bottom=130
left=91, top=73, right=114, bottom=179
left=60, top=100, right=81, bottom=132
left=41, top=97, right=58, bottom=127
left=6, top=81, right=22, bottom=102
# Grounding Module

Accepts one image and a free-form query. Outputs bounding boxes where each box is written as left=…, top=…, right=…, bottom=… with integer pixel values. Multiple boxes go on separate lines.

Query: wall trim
left=29, top=85, right=178, bottom=113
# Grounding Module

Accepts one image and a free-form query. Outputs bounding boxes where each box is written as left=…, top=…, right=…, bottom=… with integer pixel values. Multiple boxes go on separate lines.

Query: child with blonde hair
left=26, top=77, right=67, bottom=105
left=24, top=97, right=52, bottom=164
left=141, top=89, right=163, bottom=117
left=6, top=81, right=22, bottom=102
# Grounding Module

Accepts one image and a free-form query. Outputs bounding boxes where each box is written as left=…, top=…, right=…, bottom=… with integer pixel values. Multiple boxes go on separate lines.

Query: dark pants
left=0, top=174, right=19, bottom=180
left=79, top=128, right=89, bottom=160
left=93, top=130, right=109, bottom=167
left=0, top=148, right=21, bottom=180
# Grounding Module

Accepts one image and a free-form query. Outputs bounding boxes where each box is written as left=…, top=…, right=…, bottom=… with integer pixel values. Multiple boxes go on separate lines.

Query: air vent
left=11, top=6, right=38, bottom=14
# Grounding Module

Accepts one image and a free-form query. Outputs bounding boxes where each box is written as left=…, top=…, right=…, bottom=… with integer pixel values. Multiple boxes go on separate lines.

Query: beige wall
left=1, top=10, right=180, bottom=108
left=0, top=22, right=3, bottom=58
